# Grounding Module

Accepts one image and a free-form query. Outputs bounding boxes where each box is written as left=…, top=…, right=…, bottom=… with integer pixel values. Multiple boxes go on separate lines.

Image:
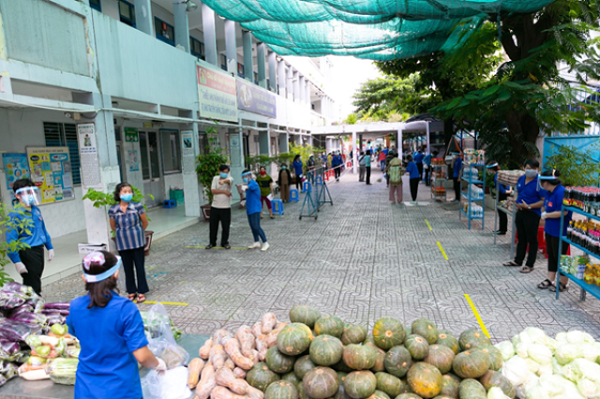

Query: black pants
left=209, top=207, right=231, bottom=247
left=19, top=245, right=45, bottom=295
left=295, top=176, right=301, bottom=190
left=546, top=233, right=568, bottom=273
left=366, top=167, right=371, bottom=184
left=409, top=178, right=420, bottom=201
left=424, top=167, right=430, bottom=186
left=120, top=246, right=149, bottom=295
left=453, top=177, right=460, bottom=201
left=497, top=193, right=508, bottom=233
left=334, top=167, right=341, bottom=180
left=417, top=163, right=423, bottom=179
left=515, top=210, right=541, bottom=267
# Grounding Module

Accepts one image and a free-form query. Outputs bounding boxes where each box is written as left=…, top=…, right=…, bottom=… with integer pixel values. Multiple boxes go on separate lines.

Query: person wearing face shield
left=241, top=170, right=269, bottom=251
left=6, top=179, right=54, bottom=295
left=503, top=159, right=546, bottom=273
left=206, top=165, right=234, bottom=250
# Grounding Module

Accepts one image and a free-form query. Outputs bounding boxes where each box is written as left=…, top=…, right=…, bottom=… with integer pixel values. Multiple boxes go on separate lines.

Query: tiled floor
left=42, top=167, right=600, bottom=342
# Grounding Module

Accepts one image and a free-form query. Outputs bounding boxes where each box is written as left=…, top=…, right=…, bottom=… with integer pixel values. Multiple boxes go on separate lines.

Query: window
left=154, top=17, right=174, bottom=46
left=119, top=0, right=136, bottom=28
left=221, top=54, right=227, bottom=71
left=89, top=0, right=101, bottom=11
left=43, top=122, right=81, bottom=185
left=139, top=131, right=161, bottom=180
left=199, top=133, right=210, bottom=156
left=160, top=130, right=181, bottom=174
left=267, top=79, right=271, bottom=91
left=190, top=37, right=205, bottom=60
left=254, top=72, right=259, bottom=85
left=238, top=63, right=245, bottom=78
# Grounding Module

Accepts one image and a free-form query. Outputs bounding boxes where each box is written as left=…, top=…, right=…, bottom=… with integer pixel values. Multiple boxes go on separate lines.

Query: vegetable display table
left=0, top=334, right=210, bottom=399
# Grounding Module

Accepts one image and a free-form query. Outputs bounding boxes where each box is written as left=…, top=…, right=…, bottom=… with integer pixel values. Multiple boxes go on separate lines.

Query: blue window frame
left=254, top=72, right=258, bottom=85
left=267, top=79, right=271, bottom=91
left=221, top=54, right=227, bottom=71
left=190, top=37, right=205, bottom=60
left=89, top=0, right=101, bottom=11
left=155, top=17, right=175, bottom=46
left=119, top=0, right=136, bottom=28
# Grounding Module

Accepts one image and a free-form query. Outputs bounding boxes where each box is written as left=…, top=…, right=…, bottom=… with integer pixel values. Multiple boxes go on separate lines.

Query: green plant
left=245, top=155, right=273, bottom=173
left=196, top=125, right=229, bottom=204
left=83, top=185, right=154, bottom=221
left=273, top=153, right=296, bottom=168
left=289, top=143, right=325, bottom=174
left=545, top=144, right=600, bottom=187
left=0, top=204, right=32, bottom=287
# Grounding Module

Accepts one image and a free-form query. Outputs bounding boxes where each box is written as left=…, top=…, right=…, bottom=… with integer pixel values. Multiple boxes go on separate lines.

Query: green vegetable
left=55, top=338, right=66, bottom=357
left=35, top=345, right=51, bottom=357
left=51, top=324, right=68, bottom=336
left=48, top=358, right=79, bottom=385
left=26, top=335, right=42, bottom=349
left=27, top=356, right=47, bottom=366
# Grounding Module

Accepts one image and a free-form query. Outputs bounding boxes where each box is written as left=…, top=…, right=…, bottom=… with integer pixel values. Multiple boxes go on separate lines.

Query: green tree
left=289, top=143, right=325, bottom=174
left=545, top=144, right=600, bottom=186
left=0, top=204, right=33, bottom=287
left=195, top=126, right=229, bottom=204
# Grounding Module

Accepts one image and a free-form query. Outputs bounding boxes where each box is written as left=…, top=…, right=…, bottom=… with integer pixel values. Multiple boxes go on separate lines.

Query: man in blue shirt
left=451, top=153, right=463, bottom=202
left=423, top=150, right=435, bottom=186
left=6, top=179, right=54, bottom=295
left=242, top=170, right=269, bottom=251
left=414, top=149, right=425, bottom=180
left=406, top=155, right=420, bottom=204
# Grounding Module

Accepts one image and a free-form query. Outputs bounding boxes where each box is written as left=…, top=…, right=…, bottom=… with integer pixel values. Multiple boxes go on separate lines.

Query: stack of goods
left=142, top=309, right=182, bottom=341
left=434, top=169, right=446, bottom=179
left=464, top=150, right=486, bottom=164
left=469, top=185, right=485, bottom=200
left=463, top=167, right=480, bottom=181
left=564, top=187, right=600, bottom=215
left=566, top=220, right=600, bottom=254
left=432, top=187, right=446, bottom=196
left=431, top=158, right=446, bottom=166
left=560, top=255, right=588, bottom=279
left=583, top=262, right=600, bottom=285
left=191, top=306, right=516, bottom=399
left=497, top=171, right=524, bottom=187
left=500, top=197, right=517, bottom=212
left=496, top=327, right=600, bottom=399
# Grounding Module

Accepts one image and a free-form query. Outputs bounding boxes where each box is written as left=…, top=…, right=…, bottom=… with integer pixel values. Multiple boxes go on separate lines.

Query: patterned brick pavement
left=43, top=167, right=600, bottom=341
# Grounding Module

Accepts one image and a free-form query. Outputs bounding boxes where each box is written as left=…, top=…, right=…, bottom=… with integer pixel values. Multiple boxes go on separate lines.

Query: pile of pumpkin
left=187, top=305, right=516, bottom=399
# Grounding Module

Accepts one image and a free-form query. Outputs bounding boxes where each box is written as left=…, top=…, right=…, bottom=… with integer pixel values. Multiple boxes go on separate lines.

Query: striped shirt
left=108, top=202, right=146, bottom=251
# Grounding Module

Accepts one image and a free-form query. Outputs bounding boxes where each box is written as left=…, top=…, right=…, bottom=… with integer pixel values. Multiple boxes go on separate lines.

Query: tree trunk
left=443, top=117, right=455, bottom=153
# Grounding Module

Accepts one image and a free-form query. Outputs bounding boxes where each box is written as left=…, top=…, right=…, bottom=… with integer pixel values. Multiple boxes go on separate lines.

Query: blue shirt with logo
left=494, top=173, right=509, bottom=195
left=423, top=154, right=432, bottom=166
left=406, top=162, right=419, bottom=179
left=544, top=184, right=571, bottom=237
left=516, top=174, right=546, bottom=216
left=414, top=153, right=424, bottom=164
left=7, top=205, right=53, bottom=264
left=245, top=180, right=262, bottom=215
left=453, top=157, right=463, bottom=178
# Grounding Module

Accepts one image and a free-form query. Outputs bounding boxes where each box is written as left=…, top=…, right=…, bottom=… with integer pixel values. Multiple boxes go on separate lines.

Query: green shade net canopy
left=202, top=0, right=555, bottom=60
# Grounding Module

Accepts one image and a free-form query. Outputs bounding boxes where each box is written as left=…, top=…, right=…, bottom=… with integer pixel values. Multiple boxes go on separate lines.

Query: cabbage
left=555, top=343, right=584, bottom=365
left=556, top=332, right=568, bottom=344
left=543, top=337, right=558, bottom=353
left=502, top=356, right=531, bottom=386
left=524, top=327, right=549, bottom=343
left=567, top=331, right=590, bottom=344
left=495, top=341, right=515, bottom=361
left=515, top=341, right=530, bottom=358
left=526, top=358, right=541, bottom=373
left=562, top=358, right=600, bottom=384
left=487, top=387, right=510, bottom=399
left=529, top=343, right=553, bottom=365
left=577, top=378, right=600, bottom=398
left=537, top=363, right=552, bottom=376
left=553, top=357, right=565, bottom=375
left=583, top=343, right=600, bottom=363
left=524, top=379, right=549, bottom=399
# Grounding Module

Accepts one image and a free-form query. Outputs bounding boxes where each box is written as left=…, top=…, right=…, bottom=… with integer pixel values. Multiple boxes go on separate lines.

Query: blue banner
left=236, top=79, right=277, bottom=118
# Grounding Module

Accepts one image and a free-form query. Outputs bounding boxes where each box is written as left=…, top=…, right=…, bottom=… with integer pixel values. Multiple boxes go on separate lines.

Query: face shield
left=15, top=186, right=40, bottom=206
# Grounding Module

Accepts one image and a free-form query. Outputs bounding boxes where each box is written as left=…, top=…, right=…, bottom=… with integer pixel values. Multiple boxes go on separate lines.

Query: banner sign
left=236, top=79, right=277, bottom=118
left=196, top=63, right=238, bottom=122
left=25, top=147, right=75, bottom=204
left=2, top=153, right=30, bottom=202
left=77, top=123, right=102, bottom=189
left=124, top=127, right=139, bottom=142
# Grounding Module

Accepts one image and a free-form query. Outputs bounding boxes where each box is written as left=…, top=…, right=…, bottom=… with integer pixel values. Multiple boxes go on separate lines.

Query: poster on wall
left=25, top=147, right=75, bottom=204
left=181, top=131, right=195, bottom=173
left=128, top=150, right=139, bottom=172
left=2, top=153, right=30, bottom=203
left=124, top=127, right=139, bottom=143
left=196, top=62, right=238, bottom=122
left=236, top=79, right=277, bottom=118
left=77, top=123, right=102, bottom=189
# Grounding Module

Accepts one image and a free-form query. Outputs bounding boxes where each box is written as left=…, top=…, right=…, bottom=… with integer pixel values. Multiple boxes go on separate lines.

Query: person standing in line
left=385, top=152, right=404, bottom=204
left=322, top=153, right=328, bottom=172
left=332, top=152, right=342, bottom=181
left=206, top=164, right=233, bottom=250
left=503, top=159, right=545, bottom=273
left=537, top=169, right=571, bottom=292
left=278, top=164, right=291, bottom=203
left=405, top=155, right=420, bottom=205
left=423, top=151, right=433, bottom=186
left=488, top=163, right=512, bottom=236
left=108, top=182, right=149, bottom=303
left=358, top=152, right=366, bottom=182
left=378, top=150, right=387, bottom=172
left=384, top=150, right=396, bottom=187
left=414, top=149, right=425, bottom=180
left=365, top=150, right=372, bottom=185
left=307, top=155, right=316, bottom=184
left=451, top=152, right=463, bottom=202
left=242, top=170, right=269, bottom=251
left=256, top=166, right=274, bottom=219
left=292, top=155, right=303, bottom=191
left=327, top=153, right=333, bottom=170
left=7, top=179, right=55, bottom=295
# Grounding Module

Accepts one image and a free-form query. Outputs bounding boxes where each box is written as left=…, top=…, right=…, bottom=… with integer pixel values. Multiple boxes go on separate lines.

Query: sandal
left=537, top=279, right=553, bottom=289
left=550, top=283, right=568, bottom=292
left=127, top=293, right=137, bottom=301
left=270, top=216, right=274, bottom=219
left=224, top=245, right=231, bottom=250
left=503, top=261, right=521, bottom=267
left=205, top=245, right=213, bottom=250
left=520, top=266, right=534, bottom=274
left=136, top=294, right=146, bottom=303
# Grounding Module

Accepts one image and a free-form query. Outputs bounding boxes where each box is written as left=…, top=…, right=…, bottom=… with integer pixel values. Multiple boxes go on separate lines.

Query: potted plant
left=82, top=186, right=155, bottom=255
left=196, top=126, right=229, bottom=221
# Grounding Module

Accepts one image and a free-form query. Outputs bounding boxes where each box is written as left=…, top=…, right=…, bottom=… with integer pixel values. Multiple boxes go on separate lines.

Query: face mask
left=220, top=173, right=229, bottom=179
left=282, top=166, right=286, bottom=170
left=260, top=171, right=266, bottom=176
left=23, top=195, right=36, bottom=206
left=525, top=169, right=537, bottom=178
left=243, top=177, right=249, bottom=184
left=120, top=193, right=133, bottom=202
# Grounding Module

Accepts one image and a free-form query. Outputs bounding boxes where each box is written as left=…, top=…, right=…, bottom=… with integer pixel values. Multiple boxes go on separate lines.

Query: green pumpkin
left=282, top=372, right=301, bottom=387
left=407, top=363, right=442, bottom=399
left=310, top=335, right=344, bottom=367
left=473, top=345, right=503, bottom=372
left=265, top=381, right=299, bottom=399
left=343, top=325, right=368, bottom=345
left=367, top=390, right=391, bottom=399
left=384, top=346, right=413, bottom=378
left=458, top=379, right=486, bottom=399
left=451, top=350, right=490, bottom=379
left=295, top=355, right=317, bottom=380
left=479, top=370, right=516, bottom=399
left=423, top=345, right=455, bottom=374
left=394, top=394, right=422, bottom=399
left=343, top=344, right=378, bottom=371
left=267, top=346, right=297, bottom=374
left=278, top=323, right=314, bottom=356
left=458, top=329, right=490, bottom=351
left=435, top=331, right=459, bottom=354
left=337, top=372, right=349, bottom=384
left=297, top=383, right=311, bottom=399
left=334, top=386, right=352, bottom=399
left=372, top=318, right=406, bottom=350
left=375, top=372, right=405, bottom=398
left=315, top=316, right=345, bottom=338
left=290, top=306, right=322, bottom=328
left=411, top=319, right=438, bottom=345
left=439, top=374, right=460, bottom=398
left=344, top=371, right=377, bottom=399
left=365, top=342, right=386, bottom=373
left=303, top=367, right=340, bottom=399
left=404, top=335, right=430, bottom=360
left=247, top=363, right=281, bottom=391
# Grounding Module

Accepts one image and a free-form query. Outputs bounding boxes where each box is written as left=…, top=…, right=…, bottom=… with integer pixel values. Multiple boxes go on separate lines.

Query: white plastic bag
left=146, top=303, right=189, bottom=370
left=142, top=366, right=192, bottom=399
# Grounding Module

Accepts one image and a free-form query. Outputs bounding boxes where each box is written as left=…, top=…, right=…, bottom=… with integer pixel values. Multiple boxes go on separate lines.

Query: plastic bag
left=141, top=366, right=192, bottom=399
left=0, top=320, right=42, bottom=342
left=145, top=303, right=188, bottom=369
left=47, top=358, right=78, bottom=385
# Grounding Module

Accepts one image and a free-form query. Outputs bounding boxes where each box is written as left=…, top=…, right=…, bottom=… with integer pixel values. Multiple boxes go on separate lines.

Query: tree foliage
left=545, top=144, right=600, bottom=186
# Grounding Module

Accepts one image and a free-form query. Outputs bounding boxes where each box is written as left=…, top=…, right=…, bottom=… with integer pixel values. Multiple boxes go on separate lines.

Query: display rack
left=493, top=178, right=517, bottom=259
left=459, top=163, right=486, bottom=230
left=430, top=164, right=448, bottom=202
left=556, top=206, right=600, bottom=302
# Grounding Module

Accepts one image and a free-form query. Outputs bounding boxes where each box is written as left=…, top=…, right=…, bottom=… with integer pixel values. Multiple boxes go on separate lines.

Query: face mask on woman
left=243, top=177, right=249, bottom=184
left=525, top=169, right=538, bottom=178
left=282, top=166, right=286, bottom=170
left=220, top=173, right=229, bottom=179
left=120, top=193, right=133, bottom=202
left=260, top=171, right=266, bottom=176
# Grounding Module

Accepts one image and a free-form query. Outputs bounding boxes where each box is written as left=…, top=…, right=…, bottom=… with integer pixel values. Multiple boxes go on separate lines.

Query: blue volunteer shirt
left=108, top=202, right=146, bottom=251
left=406, top=162, right=419, bottom=179
left=544, top=184, right=572, bottom=237
left=293, top=160, right=303, bottom=176
left=453, top=157, right=463, bottom=178
left=383, top=148, right=389, bottom=156
left=516, top=174, right=546, bottom=216
left=67, top=293, right=148, bottom=399
left=414, top=153, right=424, bottom=164
left=494, top=174, right=509, bottom=195
left=423, top=154, right=432, bottom=166
left=7, top=205, right=53, bottom=264
left=245, top=180, right=262, bottom=215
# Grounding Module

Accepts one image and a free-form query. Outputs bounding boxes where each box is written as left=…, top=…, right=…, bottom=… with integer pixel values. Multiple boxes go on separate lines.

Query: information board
left=2, top=153, right=30, bottom=203
left=25, top=147, right=75, bottom=204
left=77, top=123, right=102, bottom=188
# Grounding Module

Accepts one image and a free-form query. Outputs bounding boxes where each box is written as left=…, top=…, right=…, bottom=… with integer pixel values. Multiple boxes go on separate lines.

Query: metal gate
left=542, top=135, right=600, bottom=168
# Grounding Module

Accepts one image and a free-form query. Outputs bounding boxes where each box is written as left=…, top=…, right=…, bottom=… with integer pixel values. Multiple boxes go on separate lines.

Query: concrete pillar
left=243, top=31, right=253, bottom=82
left=299, top=76, right=305, bottom=103
left=359, top=134, right=363, bottom=153
left=228, top=122, right=244, bottom=202
left=352, top=130, right=357, bottom=174
left=174, top=1, right=190, bottom=52
left=279, top=133, right=289, bottom=153
left=397, top=129, right=403, bottom=158
left=259, top=130, right=270, bottom=155
left=426, top=122, right=430, bottom=154
left=257, top=43, right=267, bottom=89
left=181, top=114, right=201, bottom=216
left=225, top=20, right=238, bottom=75
left=293, top=72, right=300, bottom=102
left=202, top=3, right=218, bottom=66
left=277, top=60, right=286, bottom=97
left=133, top=0, right=153, bottom=36
left=305, top=81, right=310, bottom=106
left=287, top=68, right=294, bottom=100
left=268, top=52, right=277, bottom=93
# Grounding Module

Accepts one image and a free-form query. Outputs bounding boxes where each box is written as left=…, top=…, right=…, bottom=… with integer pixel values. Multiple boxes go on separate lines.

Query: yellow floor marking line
left=464, top=294, right=491, bottom=338
left=436, top=241, right=448, bottom=260
left=185, top=246, right=248, bottom=250
left=425, top=219, right=433, bottom=231
left=144, top=301, right=188, bottom=306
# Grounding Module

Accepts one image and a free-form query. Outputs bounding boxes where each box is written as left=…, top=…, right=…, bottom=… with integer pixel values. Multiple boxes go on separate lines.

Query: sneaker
left=261, top=242, right=270, bottom=252
left=411, top=201, right=417, bottom=205
left=248, top=242, right=261, bottom=249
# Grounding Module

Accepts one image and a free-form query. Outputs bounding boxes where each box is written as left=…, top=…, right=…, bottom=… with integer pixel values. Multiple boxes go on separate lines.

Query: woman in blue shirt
left=67, top=251, right=166, bottom=399
left=488, top=163, right=513, bottom=235
left=503, top=159, right=545, bottom=273
left=538, top=169, right=571, bottom=292
left=292, top=155, right=303, bottom=191
left=242, top=170, right=269, bottom=252
left=452, top=153, right=463, bottom=202
left=405, top=155, right=420, bottom=204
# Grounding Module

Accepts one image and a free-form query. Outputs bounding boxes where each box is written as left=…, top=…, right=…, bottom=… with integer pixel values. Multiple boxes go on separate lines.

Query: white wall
left=99, top=0, right=120, bottom=21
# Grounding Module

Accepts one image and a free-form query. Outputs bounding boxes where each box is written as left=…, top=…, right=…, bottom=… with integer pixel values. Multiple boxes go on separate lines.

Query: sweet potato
left=196, top=363, right=217, bottom=399
left=211, top=386, right=246, bottom=399
left=260, top=313, right=277, bottom=334
left=251, top=323, right=262, bottom=338
left=210, top=344, right=228, bottom=370
left=215, top=367, right=250, bottom=395
left=224, top=338, right=254, bottom=370
left=199, top=338, right=214, bottom=360
left=214, top=329, right=233, bottom=346
left=188, top=358, right=206, bottom=389
left=233, top=367, right=246, bottom=379
left=246, top=386, right=265, bottom=399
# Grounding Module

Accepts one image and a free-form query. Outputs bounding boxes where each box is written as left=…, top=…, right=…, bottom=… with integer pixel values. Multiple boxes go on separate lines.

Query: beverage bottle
left=567, top=221, right=573, bottom=241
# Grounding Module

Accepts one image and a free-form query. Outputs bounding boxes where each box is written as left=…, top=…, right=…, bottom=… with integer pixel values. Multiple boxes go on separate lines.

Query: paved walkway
left=43, top=167, right=600, bottom=341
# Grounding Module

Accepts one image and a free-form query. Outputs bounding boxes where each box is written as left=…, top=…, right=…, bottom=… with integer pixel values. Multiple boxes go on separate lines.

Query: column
left=133, top=0, right=153, bottom=36
left=287, top=68, right=294, bottom=100
left=359, top=134, right=363, bottom=153
left=352, top=130, right=357, bottom=174
left=397, top=129, right=403, bottom=158
left=277, top=60, right=286, bottom=97
left=202, top=3, right=218, bottom=66
left=243, top=31, right=253, bottom=82
left=293, top=71, right=300, bottom=102
left=174, top=1, right=190, bottom=52
left=181, top=112, right=201, bottom=216
left=305, top=81, right=310, bottom=106
left=299, top=76, right=305, bottom=103
left=426, top=122, right=431, bottom=153
left=257, top=43, right=267, bottom=89
left=229, top=122, right=244, bottom=202
left=259, top=130, right=270, bottom=155
left=268, top=52, right=277, bottom=93
left=225, top=20, right=238, bottom=75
